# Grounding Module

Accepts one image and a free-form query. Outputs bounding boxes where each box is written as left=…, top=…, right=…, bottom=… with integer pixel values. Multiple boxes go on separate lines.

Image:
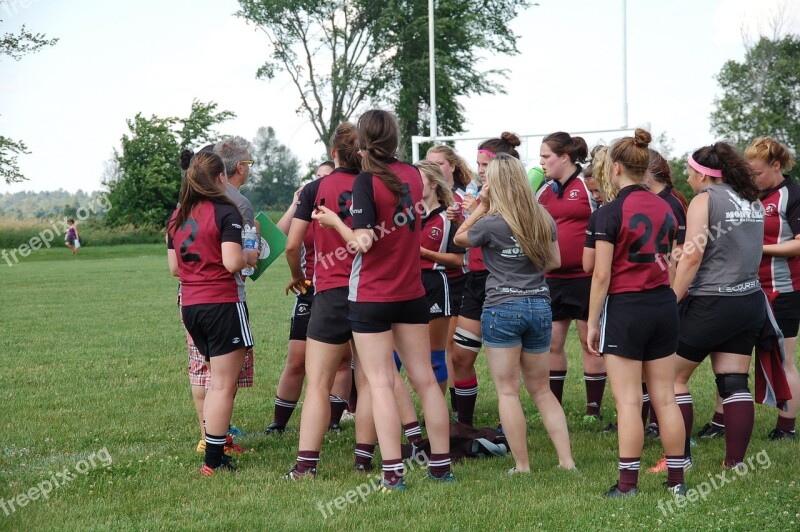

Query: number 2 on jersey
left=628, top=213, right=675, bottom=263
left=180, top=218, right=201, bottom=263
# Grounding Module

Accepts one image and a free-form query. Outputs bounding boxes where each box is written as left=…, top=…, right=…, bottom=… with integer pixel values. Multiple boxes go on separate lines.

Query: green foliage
left=669, top=152, right=694, bottom=202
left=1, top=3, right=59, bottom=183
left=0, top=189, right=104, bottom=218
left=104, top=100, right=235, bottom=228
left=710, top=35, right=800, bottom=179
left=0, top=217, right=162, bottom=249
left=241, top=127, right=302, bottom=210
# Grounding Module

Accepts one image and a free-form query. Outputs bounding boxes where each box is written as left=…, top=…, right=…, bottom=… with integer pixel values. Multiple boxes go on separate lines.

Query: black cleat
left=264, top=422, right=286, bottom=435
left=600, top=423, right=618, bottom=434
left=645, top=423, right=660, bottom=438
left=328, top=422, right=342, bottom=433
left=354, top=463, right=373, bottom=473
left=603, top=483, right=639, bottom=498
left=768, top=428, right=797, bottom=441
left=697, top=422, right=725, bottom=439
left=665, top=482, right=688, bottom=497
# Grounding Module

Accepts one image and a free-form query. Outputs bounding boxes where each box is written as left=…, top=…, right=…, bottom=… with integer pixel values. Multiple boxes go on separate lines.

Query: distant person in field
left=454, top=154, right=575, bottom=475
left=65, top=218, right=80, bottom=254
left=168, top=151, right=253, bottom=475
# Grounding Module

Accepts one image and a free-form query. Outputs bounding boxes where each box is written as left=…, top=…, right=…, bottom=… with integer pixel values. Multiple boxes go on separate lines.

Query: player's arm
left=547, top=241, right=562, bottom=272
left=166, top=232, right=179, bottom=277
left=672, top=193, right=709, bottom=301
left=219, top=205, right=247, bottom=273
left=420, top=248, right=464, bottom=269
left=453, top=201, right=489, bottom=248
left=285, top=218, right=311, bottom=295
left=763, top=235, right=800, bottom=257
left=222, top=242, right=246, bottom=273
left=277, top=185, right=304, bottom=235
left=587, top=240, right=613, bottom=355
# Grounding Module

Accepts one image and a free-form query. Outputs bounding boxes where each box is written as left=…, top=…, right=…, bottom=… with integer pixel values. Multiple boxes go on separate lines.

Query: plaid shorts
left=186, top=327, right=253, bottom=388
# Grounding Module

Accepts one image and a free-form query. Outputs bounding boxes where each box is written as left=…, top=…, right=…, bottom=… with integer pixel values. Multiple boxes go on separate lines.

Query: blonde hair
left=416, top=160, right=454, bottom=207
left=485, top=154, right=554, bottom=270
left=426, top=145, right=477, bottom=189
left=591, top=146, right=618, bottom=202
left=744, top=136, right=795, bottom=172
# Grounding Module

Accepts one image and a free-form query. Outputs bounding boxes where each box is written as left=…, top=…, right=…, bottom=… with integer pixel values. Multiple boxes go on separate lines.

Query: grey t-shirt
left=468, top=213, right=557, bottom=306
left=225, top=183, right=255, bottom=227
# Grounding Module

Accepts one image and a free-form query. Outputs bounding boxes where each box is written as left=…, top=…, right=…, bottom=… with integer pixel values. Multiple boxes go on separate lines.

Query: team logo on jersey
left=765, top=203, right=777, bottom=216
left=296, top=303, right=310, bottom=316
left=430, top=227, right=442, bottom=239
left=568, top=190, right=579, bottom=200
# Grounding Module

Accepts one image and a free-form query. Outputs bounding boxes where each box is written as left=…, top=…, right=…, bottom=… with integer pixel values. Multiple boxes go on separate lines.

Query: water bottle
left=463, top=180, right=479, bottom=218
left=241, top=225, right=258, bottom=276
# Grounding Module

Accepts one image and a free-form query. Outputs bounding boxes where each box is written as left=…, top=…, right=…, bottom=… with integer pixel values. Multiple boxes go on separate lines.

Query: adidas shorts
left=182, top=302, right=254, bottom=359
left=307, top=287, right=353, bottom=344
left=548, top=276, right=591, bottom=322
left=447, top=274, right=467, bottom=316
left=459, top=270, right=489, bottom=321
left=349, top=297, right=429, bottom=334
left=423, top=270, right=451, bottom=320
left=289, top=286, right=315, bottom=341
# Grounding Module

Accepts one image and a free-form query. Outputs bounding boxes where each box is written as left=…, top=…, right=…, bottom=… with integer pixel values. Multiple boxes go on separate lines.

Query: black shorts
left=459, top=270, right=489, bottom=321
left=423, top=270, right=451, bottom=320
left=771, top=291, right=800, bottom=338
left=307, top=287, right=353, bottom=345
left=448, top=274, right=467, bottom=316
left=348, top=297, right=429, bottom=334
left=548, top=276, right=591, bottom=322
left=182, top=302, right=254, bottom=359
left=678, top=291, right=766, bottom=363
left=289, top=286, right=315, bottom=341
left=599, top=286, right=678, bottom=361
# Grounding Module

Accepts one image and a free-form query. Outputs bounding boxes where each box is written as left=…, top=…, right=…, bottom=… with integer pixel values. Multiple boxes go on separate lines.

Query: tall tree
left=241, top=126, right=302, bottom=210
left=1, top=2, right=59, bottom=183
left=104, top=100, right=234, bottom=227
left=236, top=0, right=529, bottom=156
left=710, top=35, right=800, bottom=178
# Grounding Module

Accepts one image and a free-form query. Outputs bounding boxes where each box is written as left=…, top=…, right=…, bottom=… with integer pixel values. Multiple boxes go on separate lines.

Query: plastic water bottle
left=463, top=180, right=479, bottom=218
left=241, top=225, right=258, bottom=276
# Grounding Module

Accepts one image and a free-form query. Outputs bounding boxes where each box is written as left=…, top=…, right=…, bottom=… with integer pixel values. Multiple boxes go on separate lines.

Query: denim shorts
left=481, top=297, right=552, bottom=354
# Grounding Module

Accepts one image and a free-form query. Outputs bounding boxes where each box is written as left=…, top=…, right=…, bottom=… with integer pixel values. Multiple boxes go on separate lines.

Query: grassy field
left=0, top=244, right=797, bottom=530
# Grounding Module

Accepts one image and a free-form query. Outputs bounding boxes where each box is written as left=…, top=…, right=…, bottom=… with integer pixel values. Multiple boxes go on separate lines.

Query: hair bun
left=633, top=128, right=652, bottom=148
left=179, top=148, right=195, bottom=171
left=501, top=132, right=521, bottom=147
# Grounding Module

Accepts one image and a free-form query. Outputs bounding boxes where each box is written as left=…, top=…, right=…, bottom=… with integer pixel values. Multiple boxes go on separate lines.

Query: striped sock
left=428, top=453, right=451, bottom=478
left=404, top=422, right=423, bottom=445
left=711, top=410, right=725, bottom=429
left=354, top=443, right=375, bottom=468
left=675, top=392, right=693, bottom=458
left=382, top=458, right=404, bottom=484
left=776, top=415, right=796, bottom=433
left=273, top=396, right=297, bottom=427
left=204, top=432, right=227, bottom=468
left=665, top=455, right=685, bottom=487
left=618, top=457, right=640, bottom=492
left=454, top=376, right=478, bottom=426
left=296, top=450, right=320, bottom=474
left=722, top=390, right=754, bottom=466
left=329, top=395, right=348, bottom=426
left=549, top=370, right=567, bottom=404
left=584, top=372, right=607, bottom=416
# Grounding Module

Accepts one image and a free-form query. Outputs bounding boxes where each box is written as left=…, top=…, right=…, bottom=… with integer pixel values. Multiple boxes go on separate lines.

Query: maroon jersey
left=658, top=187, right=687, bottom=245
left=301, top=224, right=315, bottom=281
left=168, top=200, right=244, bottom=305
left=537, top=173, right=596, bottom=278
left=593, top=185, right=675, bottom=294
left=467, top=194, right=487, bottom=273
left=759, top=178, right=800, bottom=295
left=349, top=160, right=426, bottom=302
left=295, top=168, right=359, bottom=292
left=420, top=204, right=465, bottom=271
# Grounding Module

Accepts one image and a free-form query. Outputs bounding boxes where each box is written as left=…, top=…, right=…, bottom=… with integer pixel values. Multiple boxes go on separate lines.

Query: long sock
left=296, top=450, right=320, bottom=474
left=776, top=415, right=796, bottom=433
left=722, top=390, right=754, bottom=466
left=354, top=443, right=375, bottom=468
left=273, top=396, right=297, bottom=427
left=382, top=458, right=404, bottom=484
left=329, top=395, right=348, bottom=426
left=449, top=387, right=458, bottom=412
left=428, top=453, right=452, bottom=478
left=675, top=392, right=693, bottom=459
left=665, top=455, right=685, bottom=487
left=204, top=432, right=226, bottom=468
left=641, top=383, right=650, bottom=427
left=454, top=376, right=478, bottom=426
left=404, top=421, right=423, bottom=445
left=618, top=457, right=640, bottom=492
left=711, top=410, right=725, bottom=430
left=549, top=370, right=567, bottom=404
left=584, top=372, right=607, bottom=416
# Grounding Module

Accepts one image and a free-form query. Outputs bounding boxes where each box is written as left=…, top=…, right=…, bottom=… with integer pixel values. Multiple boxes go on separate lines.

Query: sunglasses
left=239, top=159, right=254, bottom=166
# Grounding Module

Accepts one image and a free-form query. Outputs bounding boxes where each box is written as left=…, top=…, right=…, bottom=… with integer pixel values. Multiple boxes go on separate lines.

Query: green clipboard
left=250, top=211, right=287, bottom=281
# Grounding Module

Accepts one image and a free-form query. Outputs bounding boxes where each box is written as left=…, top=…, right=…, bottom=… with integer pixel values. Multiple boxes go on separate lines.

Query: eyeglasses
left=239, top=160, right=254, bottom=166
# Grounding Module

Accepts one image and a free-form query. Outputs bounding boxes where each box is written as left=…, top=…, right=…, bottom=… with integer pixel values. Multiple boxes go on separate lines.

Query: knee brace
left=431, top=350, right=447, bottom=383
left=454, top=327, right=482, bottom=353
left=715, top=373, right=749, bottom=399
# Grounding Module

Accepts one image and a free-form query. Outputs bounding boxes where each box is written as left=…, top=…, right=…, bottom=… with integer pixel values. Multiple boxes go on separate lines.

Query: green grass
left=0, top=244, right=797, bottom=530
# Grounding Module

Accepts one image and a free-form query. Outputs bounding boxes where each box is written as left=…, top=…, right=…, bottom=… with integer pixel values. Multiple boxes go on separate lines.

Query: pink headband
left=688, top=155, right=723, bottom=178
left=478, top=149, right=496, bottom=158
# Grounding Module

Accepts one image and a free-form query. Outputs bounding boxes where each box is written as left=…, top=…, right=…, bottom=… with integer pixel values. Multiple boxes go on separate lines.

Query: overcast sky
left=1, top=0, right=798, bottom=194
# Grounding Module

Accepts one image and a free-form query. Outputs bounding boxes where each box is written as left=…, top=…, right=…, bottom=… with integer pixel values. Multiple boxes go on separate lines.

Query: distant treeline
left=0, top=189, right=107, bottom=219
